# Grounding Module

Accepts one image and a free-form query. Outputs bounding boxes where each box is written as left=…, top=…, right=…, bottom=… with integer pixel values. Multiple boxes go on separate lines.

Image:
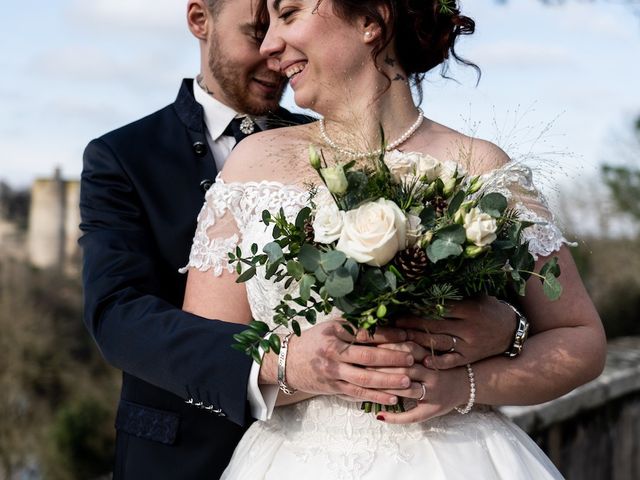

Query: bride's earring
left=364, top=31, right=374, bottom=41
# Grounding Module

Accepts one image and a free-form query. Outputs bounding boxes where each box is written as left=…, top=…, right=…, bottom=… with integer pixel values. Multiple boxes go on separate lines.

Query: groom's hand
left=262, top=321, right=415, bottom=406
left=394, top=296, right=516, bottom=369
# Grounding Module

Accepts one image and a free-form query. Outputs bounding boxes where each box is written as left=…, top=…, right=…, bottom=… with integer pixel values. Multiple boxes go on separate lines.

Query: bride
left=182, top=0, right=606, bottom=478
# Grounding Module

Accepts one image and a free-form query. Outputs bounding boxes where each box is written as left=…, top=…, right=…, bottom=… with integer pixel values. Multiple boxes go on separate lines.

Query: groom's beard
left=208, top=35, right=286, bottom=116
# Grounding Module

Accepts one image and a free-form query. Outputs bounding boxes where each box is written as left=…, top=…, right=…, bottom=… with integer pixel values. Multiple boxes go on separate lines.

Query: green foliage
left=50, top=399, right=115, bottom=480
left=602, top=164, right=640, bottom=220
left=0, top=259, right=119, bottom=479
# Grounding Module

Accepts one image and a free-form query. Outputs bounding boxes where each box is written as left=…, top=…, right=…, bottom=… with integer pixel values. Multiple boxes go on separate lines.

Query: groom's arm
left=79, top=138, right=254, bottom=426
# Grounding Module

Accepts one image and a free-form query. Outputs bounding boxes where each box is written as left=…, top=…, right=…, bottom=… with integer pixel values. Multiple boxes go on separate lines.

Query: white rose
left=415, top=154, right=442, bottom=182
left=312, top=201, right=345, bottom=244
left=336, top=198, right=408, bottom=267
left=439, top=160, right=466, bottom=182
left=320, top=165, right=348, bottom=194
left=463, top=207, right=498, bottom=247
left=406, top=214, right=423, bottom=247
left=384, top=150, right=417, bottom=184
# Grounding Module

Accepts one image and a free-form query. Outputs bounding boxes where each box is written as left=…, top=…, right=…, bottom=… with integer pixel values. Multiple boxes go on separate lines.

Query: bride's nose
left=260, top=27, right=285, bottom=64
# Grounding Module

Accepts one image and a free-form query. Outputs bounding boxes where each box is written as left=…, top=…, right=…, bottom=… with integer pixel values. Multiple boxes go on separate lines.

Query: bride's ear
left=360, top=5, right=391, bottom=44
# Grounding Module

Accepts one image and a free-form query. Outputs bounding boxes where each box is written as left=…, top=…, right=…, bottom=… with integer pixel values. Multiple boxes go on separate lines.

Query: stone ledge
left=500, top=336, right=640, bottom=432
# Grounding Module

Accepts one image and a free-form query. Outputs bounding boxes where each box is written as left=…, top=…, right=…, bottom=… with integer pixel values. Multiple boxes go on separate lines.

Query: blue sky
left=1, top=0, right=639, bottom=193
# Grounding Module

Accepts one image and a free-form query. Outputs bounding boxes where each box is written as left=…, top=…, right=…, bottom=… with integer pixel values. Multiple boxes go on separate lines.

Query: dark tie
left=223, top=117, right=262, bottom=145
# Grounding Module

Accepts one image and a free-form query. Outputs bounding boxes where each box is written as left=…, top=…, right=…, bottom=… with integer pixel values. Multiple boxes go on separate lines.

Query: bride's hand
left=394, top=296, right=517, bottom=369
left=371, top=363, right=470, bottom=424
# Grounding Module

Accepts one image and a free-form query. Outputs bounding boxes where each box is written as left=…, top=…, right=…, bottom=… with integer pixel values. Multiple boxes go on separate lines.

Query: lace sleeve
left=479, top=163, right=575, bottom=259
left=179, top=180, right=244, bottom=276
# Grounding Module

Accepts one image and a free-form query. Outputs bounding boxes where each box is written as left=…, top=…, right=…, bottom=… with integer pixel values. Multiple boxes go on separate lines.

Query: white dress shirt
left=193, top=78, right=278, bottom=421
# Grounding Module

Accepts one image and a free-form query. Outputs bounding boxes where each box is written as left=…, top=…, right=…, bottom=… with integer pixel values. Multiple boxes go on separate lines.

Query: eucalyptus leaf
left=299, top=244, right=321, bottom=272
left=543, top=273, right=562, bottom=301
left=479, top=192, right=508, bottom=218
left=325, top=267, right=355, bottom=298
left=362, top=268, right=388, bottom=293
left=299, top=274, right=315, bottom=302
left=345, top=258, right=359, bottom=283
left=419, top=206, right=436, bottom=228
left=426, top=239, right=463, bottom=263
left=435, top=224, right=466, bottom=244
left=261, top=210, right=271, bottom=225
left=320, top=250, right=347, bottom=272
left=384, top=270, right=397, bottom=290
left=286, top=260, right=305, bottom=280
left=263, top=242, right=284, bottom=263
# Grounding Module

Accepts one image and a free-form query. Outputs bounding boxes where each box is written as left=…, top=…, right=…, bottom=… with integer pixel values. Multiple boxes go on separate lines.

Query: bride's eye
left=279, top=8, right=297, bottom=21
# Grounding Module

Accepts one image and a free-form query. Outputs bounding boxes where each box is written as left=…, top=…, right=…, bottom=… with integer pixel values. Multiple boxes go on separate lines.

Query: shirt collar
left=193, top=78, right=240, bottom=141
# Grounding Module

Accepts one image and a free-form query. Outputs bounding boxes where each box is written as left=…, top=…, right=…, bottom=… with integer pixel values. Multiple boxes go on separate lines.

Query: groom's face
left=207, top=0, right=286, bottom=115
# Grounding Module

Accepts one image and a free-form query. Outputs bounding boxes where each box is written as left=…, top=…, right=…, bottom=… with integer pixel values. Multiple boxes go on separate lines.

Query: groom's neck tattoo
left=393, top=73, right=406, bottom=82
left=384, top=55, right=396, bottom=67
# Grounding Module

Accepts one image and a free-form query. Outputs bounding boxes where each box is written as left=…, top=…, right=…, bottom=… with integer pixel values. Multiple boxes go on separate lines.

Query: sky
left=1, top=0, right=639, bottom=194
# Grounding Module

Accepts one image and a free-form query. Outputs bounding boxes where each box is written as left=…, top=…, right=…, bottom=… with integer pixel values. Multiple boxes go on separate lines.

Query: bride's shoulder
left=425, top=121, right=511, bottom=176
left=219, top=123, right=318, bottom=183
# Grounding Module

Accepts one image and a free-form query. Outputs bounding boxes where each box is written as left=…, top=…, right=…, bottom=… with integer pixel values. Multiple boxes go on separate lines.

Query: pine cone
left=395, top=246, right=429, bottom=281
left=432, top=196, right=448, bottom=217
left=303, top=219, right=316, bottom=244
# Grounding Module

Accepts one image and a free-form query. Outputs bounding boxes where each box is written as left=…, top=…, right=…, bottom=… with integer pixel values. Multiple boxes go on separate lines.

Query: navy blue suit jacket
left=79, top=79, right=310, bottom=479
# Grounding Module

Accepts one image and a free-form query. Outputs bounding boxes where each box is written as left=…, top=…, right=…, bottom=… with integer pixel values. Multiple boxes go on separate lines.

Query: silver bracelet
left=277, top=333, right=297, bottom=395
left=455, top=363, right=476, bottom=414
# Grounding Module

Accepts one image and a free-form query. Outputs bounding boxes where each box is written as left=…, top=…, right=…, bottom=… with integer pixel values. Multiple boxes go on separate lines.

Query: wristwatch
left=499, top=300, right=530, bottom=358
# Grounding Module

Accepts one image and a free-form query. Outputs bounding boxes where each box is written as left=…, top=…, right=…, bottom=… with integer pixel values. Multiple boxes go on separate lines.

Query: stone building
left=27, top=168, right=80, bottom=272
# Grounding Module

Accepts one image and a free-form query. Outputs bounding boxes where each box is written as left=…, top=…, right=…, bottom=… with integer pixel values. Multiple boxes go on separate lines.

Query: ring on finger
left=418, top=382, right=427, bottom=402
left=446, top=335, right=457, bottom=353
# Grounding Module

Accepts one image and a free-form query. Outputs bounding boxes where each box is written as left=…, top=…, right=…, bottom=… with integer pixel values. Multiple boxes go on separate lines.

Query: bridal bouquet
left=229, top=145, right=562, bottom=367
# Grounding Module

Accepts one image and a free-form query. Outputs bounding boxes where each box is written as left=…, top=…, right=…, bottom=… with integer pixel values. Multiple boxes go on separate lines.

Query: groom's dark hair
left=205, top=0, right=227, bottom=15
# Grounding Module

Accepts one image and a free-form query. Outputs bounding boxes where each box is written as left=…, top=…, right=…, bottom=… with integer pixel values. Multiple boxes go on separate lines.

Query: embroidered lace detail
left=479, top=162, right=574, bottom=259
left=180, top=176, right=310, bottom=276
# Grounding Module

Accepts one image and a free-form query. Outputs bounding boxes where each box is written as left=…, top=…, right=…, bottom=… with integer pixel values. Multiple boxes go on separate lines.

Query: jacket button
left=193, top=141, right=208, bottom=157
left=200, top=179, right=213, bottom=193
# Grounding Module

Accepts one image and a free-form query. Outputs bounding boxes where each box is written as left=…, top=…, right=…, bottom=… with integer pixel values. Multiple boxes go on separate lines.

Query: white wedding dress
left=183, top=158, right=569, bottom=480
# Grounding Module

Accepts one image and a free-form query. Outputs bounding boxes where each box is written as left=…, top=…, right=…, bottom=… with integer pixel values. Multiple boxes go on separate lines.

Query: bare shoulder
left=421, top=120, right=511, bottom=175
left=219, top=123, right=318, bottom=183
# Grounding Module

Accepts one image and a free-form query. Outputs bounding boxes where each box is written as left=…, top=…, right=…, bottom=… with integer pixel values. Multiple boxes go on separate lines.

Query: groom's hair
left=205, top=0, right=227, bottom=15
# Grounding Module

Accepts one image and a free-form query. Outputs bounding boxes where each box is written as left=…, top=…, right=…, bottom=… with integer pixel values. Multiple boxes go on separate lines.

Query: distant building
left=27, top=168, right=80, bottom=272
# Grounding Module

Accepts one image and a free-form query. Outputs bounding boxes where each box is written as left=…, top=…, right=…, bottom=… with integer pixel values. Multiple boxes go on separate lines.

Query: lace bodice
left=182, top=161, right=568, bottom=480
left=182, top=161, right=571, bottom=284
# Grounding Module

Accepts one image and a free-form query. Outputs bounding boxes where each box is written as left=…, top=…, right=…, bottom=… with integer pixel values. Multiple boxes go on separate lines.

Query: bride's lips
left=280, top=60, right=308, bottom=89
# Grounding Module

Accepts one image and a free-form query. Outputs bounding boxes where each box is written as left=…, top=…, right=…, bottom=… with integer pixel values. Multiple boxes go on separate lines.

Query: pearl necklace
left=318, top=108, right=424, bottom=159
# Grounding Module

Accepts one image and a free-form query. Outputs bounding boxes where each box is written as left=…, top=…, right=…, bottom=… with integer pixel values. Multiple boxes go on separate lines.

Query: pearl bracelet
left=455, top=363, right=476, bottom=415
left=277, top=333, right=297, bottom=395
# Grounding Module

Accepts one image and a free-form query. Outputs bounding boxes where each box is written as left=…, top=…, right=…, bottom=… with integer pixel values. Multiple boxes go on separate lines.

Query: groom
left=80, top=0, right=519, bottom=478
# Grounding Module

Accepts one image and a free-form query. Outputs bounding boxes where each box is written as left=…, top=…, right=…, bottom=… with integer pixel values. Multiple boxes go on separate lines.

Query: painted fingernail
left=401, top=377, right=411, bottom=388
left=390, top=396, right=398, bottom=404
left=376, top=415, right=386, bottom=421
left=406, top=355, right=414, bottom=366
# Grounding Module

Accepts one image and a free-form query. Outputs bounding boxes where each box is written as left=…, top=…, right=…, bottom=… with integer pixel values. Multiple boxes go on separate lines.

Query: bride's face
left=260, top=0, right=373, bottom=112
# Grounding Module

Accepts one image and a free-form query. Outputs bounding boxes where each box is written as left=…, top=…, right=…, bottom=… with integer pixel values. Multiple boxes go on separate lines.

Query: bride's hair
left=255, top=0, right=479, bottom=98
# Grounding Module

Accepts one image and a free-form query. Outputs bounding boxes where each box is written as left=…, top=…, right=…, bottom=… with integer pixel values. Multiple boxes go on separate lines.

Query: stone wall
left=502, top=336, right=640, bottom=480
left=26, top=169, right=80, bottom=271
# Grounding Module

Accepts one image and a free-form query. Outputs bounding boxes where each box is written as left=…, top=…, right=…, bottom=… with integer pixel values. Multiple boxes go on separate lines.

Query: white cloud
left=66, top=0, right=185, bottom=34
left=469, top=42, right=573, bottom=68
